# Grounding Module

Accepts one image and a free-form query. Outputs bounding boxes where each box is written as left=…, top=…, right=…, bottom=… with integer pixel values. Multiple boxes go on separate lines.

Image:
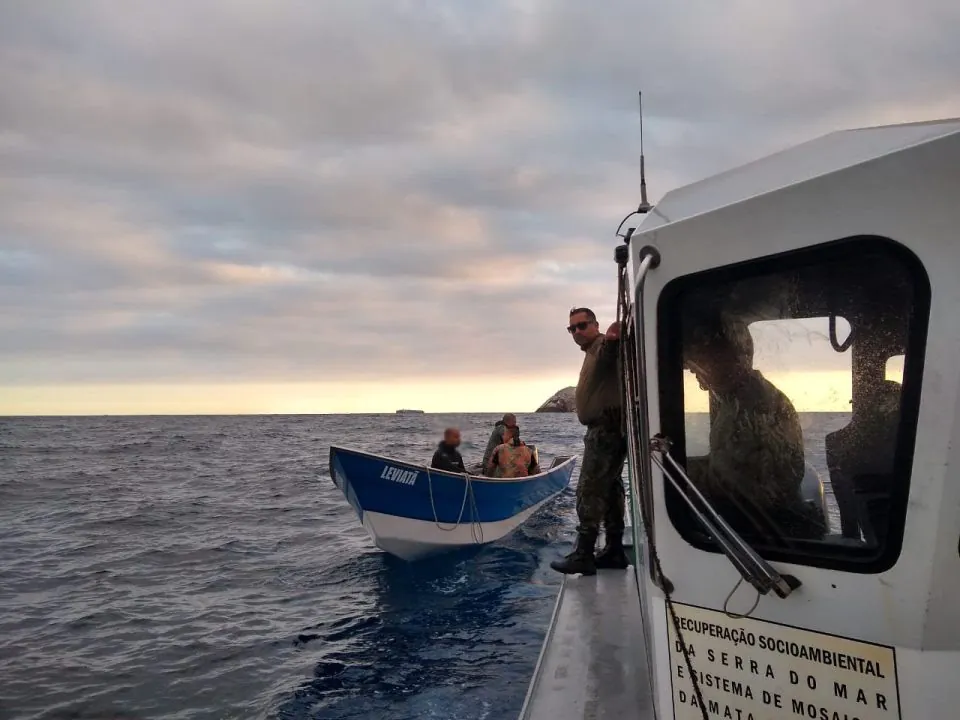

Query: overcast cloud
left=2, top=0, right=959, bottom=387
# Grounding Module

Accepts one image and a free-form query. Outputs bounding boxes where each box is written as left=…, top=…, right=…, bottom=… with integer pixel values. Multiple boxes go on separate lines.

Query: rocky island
left=536, top=386, right=576, bottom=413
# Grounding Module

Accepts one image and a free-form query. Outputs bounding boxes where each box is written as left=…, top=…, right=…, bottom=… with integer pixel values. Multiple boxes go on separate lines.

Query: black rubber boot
left=595, top=532, right=629, bottom=570
left=550, top=530, right=597, bottom=575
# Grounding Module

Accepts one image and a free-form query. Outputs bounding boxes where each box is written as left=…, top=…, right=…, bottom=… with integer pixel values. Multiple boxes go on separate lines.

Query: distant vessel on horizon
left=395, top=409, right=425, bottom=415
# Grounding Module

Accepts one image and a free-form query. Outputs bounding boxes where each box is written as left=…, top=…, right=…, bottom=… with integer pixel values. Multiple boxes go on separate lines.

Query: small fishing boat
left=329, top=446, right=577, bottom=561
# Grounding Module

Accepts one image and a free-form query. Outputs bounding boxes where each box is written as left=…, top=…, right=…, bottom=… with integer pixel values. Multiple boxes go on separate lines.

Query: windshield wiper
left=650, top=434, right=801, bottom=599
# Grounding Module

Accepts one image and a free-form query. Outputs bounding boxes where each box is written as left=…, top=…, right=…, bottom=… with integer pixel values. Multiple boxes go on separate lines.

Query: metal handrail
left=651, top=453, right=760, bottom=583
left=618, top=245, right=663, bottom=588
left=651, top=437, right=799, bottom=598
left=631, top=250, right=659, bottom=549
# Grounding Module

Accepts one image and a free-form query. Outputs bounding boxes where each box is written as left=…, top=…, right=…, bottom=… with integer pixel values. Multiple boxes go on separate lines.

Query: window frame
left=656, top=235, right=931, bottom=573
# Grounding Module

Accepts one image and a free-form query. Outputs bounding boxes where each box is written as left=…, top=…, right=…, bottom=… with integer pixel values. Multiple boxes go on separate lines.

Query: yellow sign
left=666, top=601, right=901, bottom=720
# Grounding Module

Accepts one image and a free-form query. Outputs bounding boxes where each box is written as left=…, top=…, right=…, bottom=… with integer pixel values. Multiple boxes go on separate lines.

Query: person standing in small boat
left=431, top=428, right=467, bottom=473
left=486, top=425, right=541, bottom=478
left=551, top=307, right=629, bottom=575
left=481, top=413, right=517, bottom=471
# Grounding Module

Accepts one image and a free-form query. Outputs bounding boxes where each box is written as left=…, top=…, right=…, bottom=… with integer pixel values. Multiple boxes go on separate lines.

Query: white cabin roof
left=641, top=118, right=960, bottom=232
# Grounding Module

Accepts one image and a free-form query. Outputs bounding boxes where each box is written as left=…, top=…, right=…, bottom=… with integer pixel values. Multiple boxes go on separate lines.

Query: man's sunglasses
left=567, top=321, right=593, bottom=334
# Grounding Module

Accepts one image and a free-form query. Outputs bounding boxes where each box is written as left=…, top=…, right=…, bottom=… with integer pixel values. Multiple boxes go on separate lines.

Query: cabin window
left=658, top=236, right=930, bottom=572
left=886, top=355, right=905, bottom=384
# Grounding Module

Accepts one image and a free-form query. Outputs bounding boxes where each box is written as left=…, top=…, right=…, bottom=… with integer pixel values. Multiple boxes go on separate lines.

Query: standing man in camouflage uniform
left=550, top=307, right=629, bottom=575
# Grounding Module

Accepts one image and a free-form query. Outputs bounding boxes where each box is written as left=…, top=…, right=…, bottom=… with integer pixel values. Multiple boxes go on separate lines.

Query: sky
left=1, top=0, right=958, bottom=415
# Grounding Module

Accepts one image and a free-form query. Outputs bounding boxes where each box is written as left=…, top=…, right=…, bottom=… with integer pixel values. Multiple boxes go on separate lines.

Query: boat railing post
left=626, top=245, right=667, bottom=589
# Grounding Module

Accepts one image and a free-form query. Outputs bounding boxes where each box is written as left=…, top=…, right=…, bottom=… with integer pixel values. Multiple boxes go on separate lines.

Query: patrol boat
left=520, top=117, right=960, bottom=719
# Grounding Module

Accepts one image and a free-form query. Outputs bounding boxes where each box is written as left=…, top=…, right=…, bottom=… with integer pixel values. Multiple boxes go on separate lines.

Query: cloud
left=1, top=0, right=959, bottom=401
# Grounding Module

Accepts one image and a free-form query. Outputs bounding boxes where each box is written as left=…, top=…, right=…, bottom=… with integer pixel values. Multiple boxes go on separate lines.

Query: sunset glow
left=1, top=366, right=903, bottom=416
left=0, top=376, right=577, bottom=416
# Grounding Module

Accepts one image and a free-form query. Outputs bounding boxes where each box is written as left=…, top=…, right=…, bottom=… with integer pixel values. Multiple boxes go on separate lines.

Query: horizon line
left=0, top=409, right=857, bottom=419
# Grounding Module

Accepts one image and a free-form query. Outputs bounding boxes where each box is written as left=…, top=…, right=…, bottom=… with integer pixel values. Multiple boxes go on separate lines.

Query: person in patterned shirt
left=485, top=425, right=541, bottom=479
left=481, top=413, right=517, bottom=471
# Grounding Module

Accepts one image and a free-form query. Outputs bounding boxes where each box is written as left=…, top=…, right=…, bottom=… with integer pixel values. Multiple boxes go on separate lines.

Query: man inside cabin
left=486, top=424, right=541, bottom=478
left=430, top=427, right=467, bottom=474
left=683, top=315, right=823, bottom=539
left=482, top=413, right=517, bottom=471
left=550, top=307, right=629, bottom=575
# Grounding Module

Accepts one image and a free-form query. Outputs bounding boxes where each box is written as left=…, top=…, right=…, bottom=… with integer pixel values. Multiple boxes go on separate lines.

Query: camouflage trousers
left=576, top=424, right=627, bottom=537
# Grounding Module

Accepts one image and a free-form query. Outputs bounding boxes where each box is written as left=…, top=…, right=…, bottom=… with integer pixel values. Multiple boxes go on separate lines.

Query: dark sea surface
left=0, top=412, right=848, bottom=720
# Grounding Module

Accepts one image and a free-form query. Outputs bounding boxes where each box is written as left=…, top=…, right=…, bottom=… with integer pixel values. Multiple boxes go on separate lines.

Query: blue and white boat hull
left=329, top=446, right=577, bottom=561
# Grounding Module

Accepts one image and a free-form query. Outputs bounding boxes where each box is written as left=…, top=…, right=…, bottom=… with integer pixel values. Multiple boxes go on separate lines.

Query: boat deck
left=518, top=567, right=656, bottom=720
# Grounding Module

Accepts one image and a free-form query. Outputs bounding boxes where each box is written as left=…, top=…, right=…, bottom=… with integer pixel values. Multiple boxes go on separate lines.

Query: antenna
left=614, top=90, right=654, bottom=239
left=636, top=90, right=652, bottom=214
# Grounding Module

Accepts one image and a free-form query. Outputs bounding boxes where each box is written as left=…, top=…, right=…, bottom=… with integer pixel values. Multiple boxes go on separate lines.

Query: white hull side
left=361, top=491, right=560, bottom=561
left=647, top=593, right=960, bottom=719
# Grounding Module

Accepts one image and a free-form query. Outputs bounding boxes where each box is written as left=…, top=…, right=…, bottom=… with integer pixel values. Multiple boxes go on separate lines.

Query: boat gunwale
left=328, top=444, right=578, bottom=485
left=516, top=574, right=568, bottom=719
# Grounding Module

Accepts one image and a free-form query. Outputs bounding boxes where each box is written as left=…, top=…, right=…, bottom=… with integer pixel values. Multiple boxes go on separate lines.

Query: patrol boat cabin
left=520, top=118, right=960, bottom=719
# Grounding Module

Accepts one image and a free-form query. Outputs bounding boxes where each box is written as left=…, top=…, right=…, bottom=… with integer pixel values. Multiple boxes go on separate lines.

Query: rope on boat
left=466, top=476, right=483, bottom=545
left=426, top=468, right=484, bottom=545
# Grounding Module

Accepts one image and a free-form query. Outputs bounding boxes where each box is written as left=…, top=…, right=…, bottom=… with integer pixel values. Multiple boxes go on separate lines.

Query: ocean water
left=0, top=412, right=848, bottom=720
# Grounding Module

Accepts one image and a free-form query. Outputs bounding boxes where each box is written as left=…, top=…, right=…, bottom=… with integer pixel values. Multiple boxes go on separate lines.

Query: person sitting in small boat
left=430, top=428, right=467, bottom=474
left=486, top=425, right=541, bottom=479
left=481, top=413, right=517, bottom=470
